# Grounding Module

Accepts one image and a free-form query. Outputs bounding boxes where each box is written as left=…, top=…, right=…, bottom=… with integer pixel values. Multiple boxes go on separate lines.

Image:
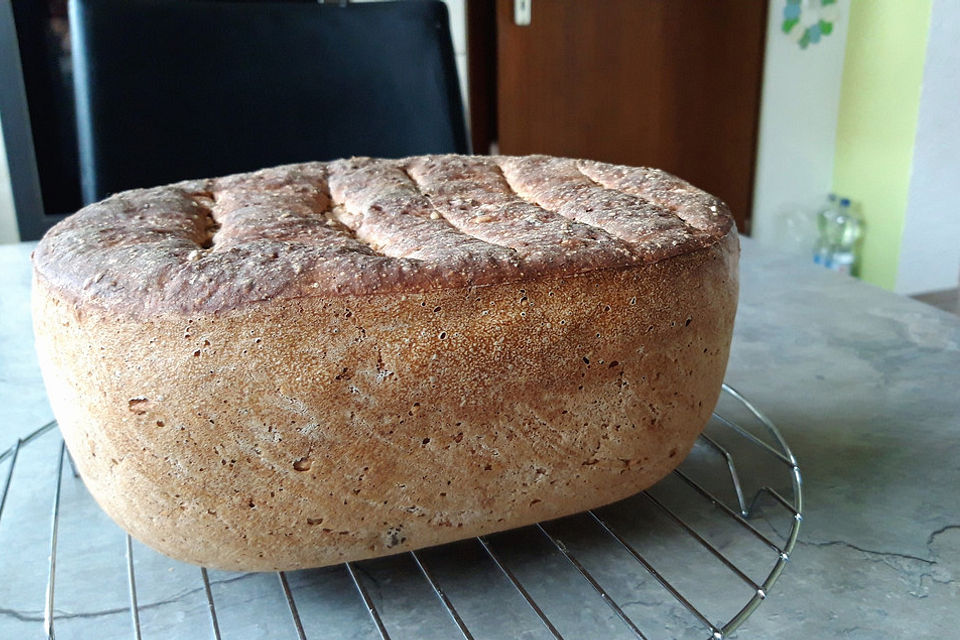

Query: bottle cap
left=839, top=198, right=851, bottom=207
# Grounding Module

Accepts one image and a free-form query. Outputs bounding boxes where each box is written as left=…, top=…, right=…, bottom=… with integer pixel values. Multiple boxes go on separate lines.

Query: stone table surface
left=1, top=237, right=958, bottom=639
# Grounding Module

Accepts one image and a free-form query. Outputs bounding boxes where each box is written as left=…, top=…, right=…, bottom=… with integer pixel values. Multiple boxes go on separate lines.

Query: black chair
left=70, top=0, right=468, bottom=204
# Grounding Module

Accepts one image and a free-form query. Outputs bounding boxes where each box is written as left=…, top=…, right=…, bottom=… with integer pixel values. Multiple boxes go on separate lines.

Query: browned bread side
left=32, top=154, right=739, bottom=571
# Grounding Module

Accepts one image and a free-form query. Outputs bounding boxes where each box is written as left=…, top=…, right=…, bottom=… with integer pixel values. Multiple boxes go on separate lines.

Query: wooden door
left=484, top=0, right=767, bottom=232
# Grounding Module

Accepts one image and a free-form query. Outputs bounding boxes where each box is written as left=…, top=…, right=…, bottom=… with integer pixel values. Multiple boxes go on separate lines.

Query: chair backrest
left=70, top=0, right=468, bottom=204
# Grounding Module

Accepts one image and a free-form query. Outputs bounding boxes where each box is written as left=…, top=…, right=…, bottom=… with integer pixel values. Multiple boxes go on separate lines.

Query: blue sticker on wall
left=782, top=0, right=839, bottom=50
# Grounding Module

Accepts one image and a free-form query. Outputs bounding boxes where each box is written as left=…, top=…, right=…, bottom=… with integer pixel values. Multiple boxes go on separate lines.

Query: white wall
left=0, top=112, right=19, bottom=244
left=443, top=0, right=469, bottom=123
left=895, top=0, right=960, bottom=295
left=751, top=0, right=849, bottom=252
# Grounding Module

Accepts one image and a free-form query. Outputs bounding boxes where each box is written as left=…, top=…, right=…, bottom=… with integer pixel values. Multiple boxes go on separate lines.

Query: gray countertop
left=1, top=238, right=958, bottom=639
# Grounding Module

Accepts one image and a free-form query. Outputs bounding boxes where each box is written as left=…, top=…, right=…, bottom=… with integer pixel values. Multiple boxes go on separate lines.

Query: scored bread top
left=33, top=154, right=735, bottom=316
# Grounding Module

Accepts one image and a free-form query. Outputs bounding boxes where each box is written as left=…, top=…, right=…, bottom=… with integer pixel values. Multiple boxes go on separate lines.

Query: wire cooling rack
left=0, top=385, right=801, bottom=640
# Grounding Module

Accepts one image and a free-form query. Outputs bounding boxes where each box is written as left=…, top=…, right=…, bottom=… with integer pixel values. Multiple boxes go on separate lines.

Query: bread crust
left=32, top=155, right=732, bottom=317
left=32, top=155, right=738, bottom=571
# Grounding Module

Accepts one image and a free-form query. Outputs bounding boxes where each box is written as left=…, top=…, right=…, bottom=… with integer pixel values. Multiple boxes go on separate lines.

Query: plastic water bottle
left=774, top=201, right=820, bottom=258
left=813, top=194, right=837, bottom=267
left=827, top=198, right=863, bottom=276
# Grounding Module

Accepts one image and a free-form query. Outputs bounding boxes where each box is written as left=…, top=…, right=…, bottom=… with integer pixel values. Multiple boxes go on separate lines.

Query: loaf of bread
left=32, top=154, right=738, bottom=571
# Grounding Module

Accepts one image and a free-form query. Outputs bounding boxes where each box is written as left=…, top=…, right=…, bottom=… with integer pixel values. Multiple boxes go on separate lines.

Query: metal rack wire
left=1, top=384, right=801, bottom=640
